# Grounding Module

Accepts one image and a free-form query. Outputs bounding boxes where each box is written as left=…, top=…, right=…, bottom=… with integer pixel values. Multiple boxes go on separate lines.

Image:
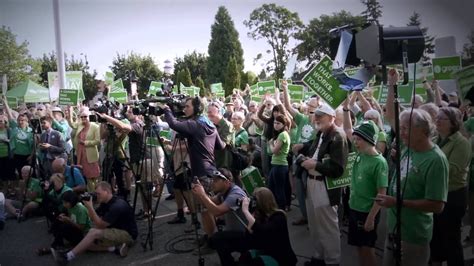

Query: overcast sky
left=1, top=0, right=473, bottom=78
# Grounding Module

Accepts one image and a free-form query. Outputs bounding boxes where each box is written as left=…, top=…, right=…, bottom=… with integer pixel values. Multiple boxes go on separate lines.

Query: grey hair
left=400, top=108, right=436, bottom=137
left=419, top=103, right=439, bottom=122
left=232, top=111, right=245, bottom=121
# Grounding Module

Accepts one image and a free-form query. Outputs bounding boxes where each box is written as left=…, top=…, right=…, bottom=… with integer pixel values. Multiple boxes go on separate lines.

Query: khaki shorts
left=95, top=228, right=133, bottom=247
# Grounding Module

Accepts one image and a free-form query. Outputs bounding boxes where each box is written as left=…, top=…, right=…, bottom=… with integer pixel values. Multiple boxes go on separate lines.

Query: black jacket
left=300, top=125, right=348, bottom=206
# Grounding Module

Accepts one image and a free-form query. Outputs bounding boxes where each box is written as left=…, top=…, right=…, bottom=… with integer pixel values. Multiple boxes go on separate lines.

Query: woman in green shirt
left=231, top=111, right=249, bottom=151
left=2, top=97, right=34, bottom=177
left=431, top=107, right=471, bottom=266
left=267, top=114, right=291, bottom=210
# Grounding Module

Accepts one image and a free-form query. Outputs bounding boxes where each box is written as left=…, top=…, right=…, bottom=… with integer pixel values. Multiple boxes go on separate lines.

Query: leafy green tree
left=241, top=71, right=258, bottom=86
left=110, top=52, right=162, bottom=96
left=0, top=26, right=40, bottom=89
left=36, top=52, right=98, bottom=100
left=244, top=3, right=303, bottom=79
left=174, top=51, right=208, bottom=85
left=407, top=12, right=435, bottom=64
left=462, top=30, right=474, bottom=67
left=207, top=6, right=244, bottom=86
left=295, top=11, right=365, bottom=66
left=361, top=0, right=383, bottom=25
left=224, top=57, right=240, bottom=96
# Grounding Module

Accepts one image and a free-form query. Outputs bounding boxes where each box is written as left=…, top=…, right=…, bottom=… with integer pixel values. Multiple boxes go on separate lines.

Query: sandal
left=36, top=247, right=51, bottom=256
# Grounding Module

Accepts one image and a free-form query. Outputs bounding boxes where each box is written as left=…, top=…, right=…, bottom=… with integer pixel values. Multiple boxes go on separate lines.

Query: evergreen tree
left=360, top=0, right=383, bottom=25
left=195, top=76, right=207, bottom=96
left=407, top=11, right=435, bottom=64
left=224, top=57, right=240, bottom=96
left=207, top=6, right=244, bottom=86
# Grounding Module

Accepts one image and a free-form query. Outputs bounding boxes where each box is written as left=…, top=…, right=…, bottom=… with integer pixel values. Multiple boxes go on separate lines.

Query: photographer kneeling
left=209, top=187, right=297, bottom=266
left=51, top=181, right=138, bottom=264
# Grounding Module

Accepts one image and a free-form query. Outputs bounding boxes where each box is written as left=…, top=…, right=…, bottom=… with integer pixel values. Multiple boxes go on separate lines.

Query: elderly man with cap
left=192, top=168, right=247, bottom=255
left=48, top=106, right=72, bottom=154
left=293, top=103, right=349, bottom=266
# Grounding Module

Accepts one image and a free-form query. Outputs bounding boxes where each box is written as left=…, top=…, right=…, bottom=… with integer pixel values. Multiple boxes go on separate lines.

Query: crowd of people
left=0, top=67, right=472, bottom=266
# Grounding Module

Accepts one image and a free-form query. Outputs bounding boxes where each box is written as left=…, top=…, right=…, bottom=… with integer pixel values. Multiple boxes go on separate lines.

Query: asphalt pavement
left=1, top=188, right=474, bottom=266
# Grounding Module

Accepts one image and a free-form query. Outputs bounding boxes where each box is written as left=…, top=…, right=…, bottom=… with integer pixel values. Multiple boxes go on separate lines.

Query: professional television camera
left=130, top=92, right=187, bottom=118
left=90, top=98, right=126, bottom=123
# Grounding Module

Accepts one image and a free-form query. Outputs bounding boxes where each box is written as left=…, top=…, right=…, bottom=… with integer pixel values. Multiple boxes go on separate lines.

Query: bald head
left=52, top=158, right=66, bottom=174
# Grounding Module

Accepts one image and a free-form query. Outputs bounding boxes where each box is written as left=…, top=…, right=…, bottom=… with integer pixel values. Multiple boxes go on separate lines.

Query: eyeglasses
left=37, top=109, right=43, bottom=111
left=80, top=116, right=88, bottom=118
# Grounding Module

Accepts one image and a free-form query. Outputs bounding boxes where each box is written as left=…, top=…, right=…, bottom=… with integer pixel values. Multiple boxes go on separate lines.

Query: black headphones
left=192, top=96, right=203, bottom=116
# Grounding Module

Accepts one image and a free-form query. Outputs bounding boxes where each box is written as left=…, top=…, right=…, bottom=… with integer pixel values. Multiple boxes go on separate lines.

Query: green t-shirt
left=48, top=186, right=73, bottom=213
left=52, top=119, right=70, bottom=141
left=68, top=203, right=91, bottom=232
left=294, top=112, right=315, bottom=144
left=9, top=120, right=34, bottom=155
left=27, top=178, right=43, bottom=203
left=0, top=129, right=9, bottom=158
left=271, top=131, right=290, bottom=166
left=349, top=153, right=388, bottom=212
left=235, top=128, right=249, bottom=148
left=387, top=145, right=448, bottom=245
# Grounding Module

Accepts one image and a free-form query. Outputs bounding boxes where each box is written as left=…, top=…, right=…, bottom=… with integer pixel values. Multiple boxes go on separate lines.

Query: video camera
left=90, top=98, right=125, bottom=123
left=130, top=92, right=187, bottom=117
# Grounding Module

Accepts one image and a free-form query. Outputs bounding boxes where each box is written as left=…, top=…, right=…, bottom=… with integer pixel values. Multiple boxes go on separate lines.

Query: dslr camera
left=80, top=192, right=97, bottom=202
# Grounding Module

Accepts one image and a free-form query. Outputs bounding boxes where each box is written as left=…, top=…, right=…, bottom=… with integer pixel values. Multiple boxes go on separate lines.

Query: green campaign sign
left=149, top=81, right=163, bottom=96
left=326, top=152, right=356, bottom=190
left=251, top=95, right=263, bottom=102
left=214, top=91, right=225, bottom=98
left=181, top=86, right=200, bottom=97
left=210, top=83, right=223, bottom=93
left=48, top=71, right=85, bottom=101
left=377, top=83, right=414, bottom=105
left=241, top=166, right=265, bottom=194
left=7, top=96, right=18, bottom=108
left=287, top=84, right=304, bottom=102
left=432, top=56, right=462, bottom=80
left=59, top=89, right=79, bottom=106
left=257, top=80, right=275, bottom=95
left=302, top=56, right=347, bottom=109
left=110, top=79, right=124, bottom=92
left=109, top=91, right=128, bottom=104
left=250, top=84, right=258, bottom=95
left=452, top=65, right=474, bottom=101
left=104, top=72, right=115, bottom=86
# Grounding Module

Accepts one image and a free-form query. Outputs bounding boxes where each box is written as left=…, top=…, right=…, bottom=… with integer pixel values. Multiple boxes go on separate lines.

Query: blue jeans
left=268, top=164, right=289, bottom=210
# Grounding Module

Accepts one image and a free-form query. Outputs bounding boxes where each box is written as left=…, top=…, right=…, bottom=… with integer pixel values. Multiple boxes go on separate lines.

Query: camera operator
left=52, top=158, right=86, bottom=194
left=51, top=181, right=138, bottom=264
left=210, top=187, right=297, bottom=266
left=192, top=168, right=247, bottom=255
left=160, top=97, right=226, bottom=249
left=161, top=96, right=225, bottom=179
left=96, top=112, right=133, bottom=201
